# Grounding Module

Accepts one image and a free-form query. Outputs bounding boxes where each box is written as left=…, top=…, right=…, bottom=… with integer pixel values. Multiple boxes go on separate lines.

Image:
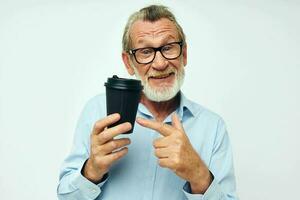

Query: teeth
left=152, top=73, right=172, bottom=79
left=155, top=74, right=168, bottom=78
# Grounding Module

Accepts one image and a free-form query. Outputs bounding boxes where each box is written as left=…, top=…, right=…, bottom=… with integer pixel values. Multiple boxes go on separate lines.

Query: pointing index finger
left=171, top=112, right=184, bottom=131
left=136, top=117, right=173, bottom=137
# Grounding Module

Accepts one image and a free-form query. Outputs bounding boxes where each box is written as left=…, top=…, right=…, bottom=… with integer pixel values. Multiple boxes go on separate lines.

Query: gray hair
left=122, top=5, right=186, bottom=52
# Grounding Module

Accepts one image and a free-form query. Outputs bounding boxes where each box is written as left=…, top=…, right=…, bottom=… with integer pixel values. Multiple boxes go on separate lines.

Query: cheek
left=140, top=65, right=152, bottom=78
left=131, top=60, right=148, bottom=77
left=169, top=60, right=182, bottom=71
left=136, top=66, right=150, bottom=80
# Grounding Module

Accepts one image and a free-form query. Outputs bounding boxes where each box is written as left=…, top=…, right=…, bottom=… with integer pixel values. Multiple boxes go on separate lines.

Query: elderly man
left=57, top=5, right=238, bottom=200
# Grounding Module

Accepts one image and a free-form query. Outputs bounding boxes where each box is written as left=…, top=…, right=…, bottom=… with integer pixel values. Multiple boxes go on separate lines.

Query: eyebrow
left=135, top=35, right=177, bottom=48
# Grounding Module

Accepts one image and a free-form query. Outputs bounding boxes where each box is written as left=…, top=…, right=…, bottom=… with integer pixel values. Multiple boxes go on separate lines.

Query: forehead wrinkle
left=131, top=19, right=178, bottom=46
left=136, top=29, right=176, bottom=45
left=136, top=26, right=174, bottom=38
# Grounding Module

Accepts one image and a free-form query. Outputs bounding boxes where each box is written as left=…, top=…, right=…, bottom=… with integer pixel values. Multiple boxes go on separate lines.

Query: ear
left=122, top=52, right=135, bottom=75
left=182, top=44, right=187, bottom=66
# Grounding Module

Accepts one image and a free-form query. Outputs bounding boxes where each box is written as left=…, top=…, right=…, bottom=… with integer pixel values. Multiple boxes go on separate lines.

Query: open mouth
left=149, top=72, right=175, bottom=79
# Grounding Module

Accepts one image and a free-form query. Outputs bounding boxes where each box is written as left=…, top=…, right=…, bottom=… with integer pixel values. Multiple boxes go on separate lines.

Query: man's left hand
left=136, top=113, right=213, bottom=194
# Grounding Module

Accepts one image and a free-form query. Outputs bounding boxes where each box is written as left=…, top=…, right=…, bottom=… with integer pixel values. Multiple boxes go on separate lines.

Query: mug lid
left=104, top=75, right=143, bottom=90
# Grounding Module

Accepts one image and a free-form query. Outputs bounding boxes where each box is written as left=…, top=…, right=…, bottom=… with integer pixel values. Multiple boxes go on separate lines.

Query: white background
left=0, top=0, right=299, bottom=199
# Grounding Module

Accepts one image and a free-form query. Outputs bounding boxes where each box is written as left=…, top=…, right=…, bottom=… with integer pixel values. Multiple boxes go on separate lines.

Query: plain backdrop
left=0, top=0, right=299, bottom=199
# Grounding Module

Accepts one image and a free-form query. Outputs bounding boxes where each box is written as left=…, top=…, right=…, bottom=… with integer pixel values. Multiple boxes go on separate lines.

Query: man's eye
left=140, top=48, right=153, bottom=55
left=162, top=45, right=173, bottom=51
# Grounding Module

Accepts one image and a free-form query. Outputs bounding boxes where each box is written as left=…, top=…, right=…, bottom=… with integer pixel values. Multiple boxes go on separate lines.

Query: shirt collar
left=177, top=91, right=196, bottom=119
left=137, top=91, right=196, bottom=122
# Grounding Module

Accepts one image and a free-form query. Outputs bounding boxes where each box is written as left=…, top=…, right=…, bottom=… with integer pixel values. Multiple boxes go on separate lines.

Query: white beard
left=132, top=63, right=185, bottom=102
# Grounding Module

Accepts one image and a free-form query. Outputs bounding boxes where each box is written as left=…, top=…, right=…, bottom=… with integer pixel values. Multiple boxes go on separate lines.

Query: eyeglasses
left=128, top=41, right=183, bottom=64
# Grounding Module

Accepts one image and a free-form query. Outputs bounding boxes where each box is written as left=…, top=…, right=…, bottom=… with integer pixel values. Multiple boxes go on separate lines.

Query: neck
left=140, top=92, right=180, bottom=122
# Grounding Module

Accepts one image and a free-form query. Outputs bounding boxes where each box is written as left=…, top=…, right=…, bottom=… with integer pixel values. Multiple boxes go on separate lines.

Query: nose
left=151, top=51, right=168, bottom=71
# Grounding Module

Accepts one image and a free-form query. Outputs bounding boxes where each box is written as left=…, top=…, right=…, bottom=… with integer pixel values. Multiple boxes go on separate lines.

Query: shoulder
left=79, top=93, right=106, bottom=122
left=184, top=96, right=224, bottom=125
left=84, top=93, right=106, bottom=108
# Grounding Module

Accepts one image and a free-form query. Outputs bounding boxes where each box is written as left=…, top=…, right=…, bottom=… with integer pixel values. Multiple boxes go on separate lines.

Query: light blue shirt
left=57, top=92, right=238, bottom=200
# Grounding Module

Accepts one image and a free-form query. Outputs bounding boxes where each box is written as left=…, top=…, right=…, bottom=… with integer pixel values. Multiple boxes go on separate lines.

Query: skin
left=83, top=18, right=212, bottom=194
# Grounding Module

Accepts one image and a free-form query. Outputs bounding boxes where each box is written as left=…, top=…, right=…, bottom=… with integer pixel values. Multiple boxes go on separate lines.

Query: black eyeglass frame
left=128, top=41, right=184, bottom=64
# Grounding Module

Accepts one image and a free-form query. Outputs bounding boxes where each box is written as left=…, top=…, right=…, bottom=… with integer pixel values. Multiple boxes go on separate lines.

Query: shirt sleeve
left=57, top=97, right=108, bottom=200
left=182, top=118, right=239, bottom=200
left=57, top=163, right=109, bottom=200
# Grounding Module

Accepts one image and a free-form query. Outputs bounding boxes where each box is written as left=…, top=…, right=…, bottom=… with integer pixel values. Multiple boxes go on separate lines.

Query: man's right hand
left=82, top=113, right=131, bottom=183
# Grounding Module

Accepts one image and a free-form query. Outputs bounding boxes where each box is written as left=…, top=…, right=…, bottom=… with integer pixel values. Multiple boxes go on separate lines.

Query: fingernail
left=136, top=117, right=142, bottom=122
left=127, top=139, right=131, bottom=144
left=112, top=113, right=120, bottom=118
left=126, top=122, right=132, bottom=129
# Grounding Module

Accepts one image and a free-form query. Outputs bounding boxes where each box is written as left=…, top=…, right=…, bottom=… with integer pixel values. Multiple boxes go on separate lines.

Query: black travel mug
left=104, top=75, right=143, bottom=134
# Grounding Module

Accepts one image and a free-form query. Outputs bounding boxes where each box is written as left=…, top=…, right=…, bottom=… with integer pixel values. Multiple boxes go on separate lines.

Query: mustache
left=147, top=67, right=177, bottom=78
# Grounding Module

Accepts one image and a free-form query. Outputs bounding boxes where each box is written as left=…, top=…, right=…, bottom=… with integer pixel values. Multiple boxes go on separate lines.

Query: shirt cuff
left=182, top=175, right=225, bottom=200
left=183, top=182, right=204, bottom=200
left=71, top=170, right=109, bottom=199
